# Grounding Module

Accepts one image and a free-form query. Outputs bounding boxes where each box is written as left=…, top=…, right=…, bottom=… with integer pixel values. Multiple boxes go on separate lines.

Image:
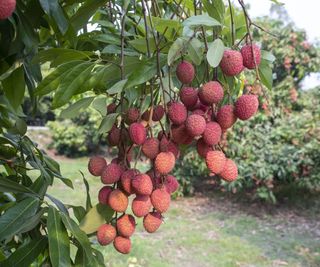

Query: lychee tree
left=0, top=0, right=276, bottom=264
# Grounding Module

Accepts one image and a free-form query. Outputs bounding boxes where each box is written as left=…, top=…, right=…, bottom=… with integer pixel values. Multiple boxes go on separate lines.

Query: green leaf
left=92, top=97, right=107, bottom=116
left=203, top=0, right=225, bottom=23
left=93, top=34, right=120, bottom=45
left=0, top=197, right=39, bottom=241
left=107, top=79, right=127, bottom=95
left=47, top=207, right=71, bottom=267
left=259, top=61, right=273, bottom=90
left=2, top=237, right=47, bottom=267
left=60, top=97, right=95, bottom=119
left=98, top=113, right=118, bottom=134
left=183, top=15, right=221, bottom=28
left=70, top=206, right=86, bottom=223
left=167, top=38, right=186, bottom=66
left=129, top=38, right=157, bottom=53
left=0, top=176, right=38, bottom=196
left=15, top=118, right=27, bottom=136
left=2, top=66, right=25, bottom=110
left=46, top=194, right=69, bottom=215
left=80, top=171, right=92, bottom=211
left=79, top=204, right=114, bottom=234
left=261, top=50, right=276, bottom=63
left=102, top=45, right=139, bottom=56
left=19, top=210, right=45, bottom=234
left=188, top=38, right=203, bottom=65
left=207, top=39, right=225, bottom=68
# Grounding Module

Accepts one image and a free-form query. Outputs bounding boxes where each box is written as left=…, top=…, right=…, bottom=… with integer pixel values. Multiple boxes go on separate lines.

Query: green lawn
left=47, top=158, right=320, bottom=267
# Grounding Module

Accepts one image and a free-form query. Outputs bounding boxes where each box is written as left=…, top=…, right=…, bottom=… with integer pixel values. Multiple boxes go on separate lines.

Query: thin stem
left=228, top=0, right=235, bottom=46
left=141, top=0, right=151, bottom=57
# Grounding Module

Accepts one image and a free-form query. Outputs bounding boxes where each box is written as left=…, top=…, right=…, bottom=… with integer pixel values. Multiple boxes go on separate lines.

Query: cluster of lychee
left=88, top=44, right=261, bottom=254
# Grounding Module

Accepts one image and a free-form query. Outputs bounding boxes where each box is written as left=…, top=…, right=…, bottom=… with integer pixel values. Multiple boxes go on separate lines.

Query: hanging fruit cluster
left=88, top=43, right=262, bottom=254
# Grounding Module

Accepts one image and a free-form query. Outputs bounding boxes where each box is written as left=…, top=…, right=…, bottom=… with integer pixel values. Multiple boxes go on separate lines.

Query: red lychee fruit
left=192, top=109, right=205, bottom=117
left=234, top=94, right=259, bottom=120
left=179, top=87, right=198, bottom=109
left=219, top=159, right=238, bottom=182
left=220, top=49, right=244, bottom=76
left=155, top=152, right=175, bottom=175
left=129, top=122, right=146, bottom=145
left=241, top=44, right=261, bottom=69
left=101, top=163, right=123, bottom=184
left=118, top=145, right=134, bottom=162
left=131, top=174, right=153, bottom=195
left=159, top=136, right=180, bottom=159
left=164, top=175, right=179, bottom=194
left=0, top=0, right=16, bottom=20
left=97, top=224, right=116, bottom=246
left=185, top=114, right=206, bottom=137
left=205, top=151, right=226, bottom=174
left=125, top=107, right=140, bottom=124
left=113, top=236, right=131, bottom=254
left=88, top=156, right=107, bottom=176
left=171, top=124, right=193, bottom=145
left=108, top=189, right=128, bottom=212
left=142, top=138, right=160, bottom=159
left=203, top=122, right=222, bottom=146
left=132, top=195, right=152, bottom=217
left=196, top=138, right=213, bottom=158
left=151, top=188, right=171, bottom=213
left=176, top=60, right=195, bottom=84
left=142, top=109, right=150, bottom=121
left=120, top=169, right=139, bottom=195
left=168, top=102, right=187, bottom=125
left=152, top=105, right=165, bottom=121
left=98, top=186, right=112, bottom=205
left=143, top=212, right=163, bottom=233
left=216, top=105, right=237, bottom=129
left=107, top=125, right=121, bottom=146
left=116, top=214, right=136, bottom=237
left=107, top=103, right=117, bottom=114
left=198, top=81, right=224, bottom=105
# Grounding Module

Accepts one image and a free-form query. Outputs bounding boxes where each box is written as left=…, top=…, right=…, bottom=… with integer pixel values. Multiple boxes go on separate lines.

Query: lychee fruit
left=171, top=125, right=193, bottom=145
left=152, top=105, right=165, bottom=121
left=129, top=122, right=146, bottom=145
left=116, top=214, right=136, bottom=237
left=176, top=60, right=195, bottom=84
left=125, top=107, right=140, bottom=124
left=98, top=186, right=112, bottom=205
left=234, top=94, right=259, bottom=120
left=185, top=114, right=206, bottom=137
left=101, top=163, right=123, bottom=184
left=168, top=102, right=187, bottom=125
left=88, top=156, right=107, bottom=176
left=159, top=136, right=180, bottom=159
left=216, top=105, right=237, bottom=129
left=203, top=122, right=222, bottom=145
left=151, top=188, right=171, bottom=213
left=155, top=152, right=175, bottom=175
left=107, top=125, right=121, bottom=146
left=132, top=195, right=152, bottom=217
left=220, top=49, right=244, bottom=76
left=219, top=159, right=238, bottom=182
left=96, top=224, right=116, bottom=246
left=196, top=138, right=213, bottom=158
left=120, top=169, right=139, bottom=195
left=0, top=0, right=16, bottom=20
left=205, top=151, right=226, bottom=174
left=131, top=174, right=153, bottom=195
left=241, top=44, right=261, bottom=69
left=113, top=236, right=131, bottom=254
left=164, top=175, right=179, bottom=194
left=108, top=189, right=128, bottom=212
left=107, top=103, right=117, bottom=114
left=179, top=87, right=198, bottom=109
left=142, top=109, right=150, bottom=121
left=143, top=212, right=163, bottom=233
left=198, top=81, right=224, bottom=105
left=142, top=138, right=160, bottom=159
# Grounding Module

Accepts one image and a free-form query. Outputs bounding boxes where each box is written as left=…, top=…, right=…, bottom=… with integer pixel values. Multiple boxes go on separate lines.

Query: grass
left=46, top=157, right=320, bottom=267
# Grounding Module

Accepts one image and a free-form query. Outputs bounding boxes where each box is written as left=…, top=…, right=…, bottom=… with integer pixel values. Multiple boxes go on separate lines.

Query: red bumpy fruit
left=97, top=224, right=116, bottom=246
left=241, top=44, right=261, bottom=69
left=219, top=159, right=238, bottom=182
left=198, top=81, right=224, bottom=105
left=205, top=151, right=227, bottom=174
left=88, top=156, right=106, bottom=176
left=132, top=195, right=152, bottom=217
left=168, top=102, right=188, bottom=125
left=216, top=105, right=237, bottom=129
left=143, top=212, right=163, bottom=233
left=220, top=50, right=244, bottom=76
left=155, top=152, right=175, bottom=175
left=129, top=123, right=147, bottom=145
left=113, top=236, right=131, bottom=254
left=234, top=95, right=259, bottom=120
left=0, top=0, right=16, bottom=20
left=116, top=214, right=136, bottom=237
left=108, top=189, right=128, bottom=212
left=176, top=60, right=195, bottom=84
left=185, top=114, right=206, bottom=137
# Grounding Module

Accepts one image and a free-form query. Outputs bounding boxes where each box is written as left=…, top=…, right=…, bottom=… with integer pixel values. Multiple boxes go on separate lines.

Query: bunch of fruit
left=88, top=44, right=262, bottom=254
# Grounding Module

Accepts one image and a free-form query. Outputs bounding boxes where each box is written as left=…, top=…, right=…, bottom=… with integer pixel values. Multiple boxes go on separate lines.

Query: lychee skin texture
left=108, top=189, right=128, bottom=212
left=168, top=102, right=187, bottom=125
left=0, top=0, right=16, bottom=20
left=143, top=212, right=163, bottom=233
left=126, top=107, right=140, bottom=124
left=171, top=125, right=193, bottom=145
left=205, top=151, right=227, bottom=174
left=216, top=105, right=237, bottom=129
left=152, top=105, right=165, bottom=121
left=107, top=103, right=117, bottom=114
left=129, top=123, right=146, bottom=145
left=220, top=50, right=244, bottom=76
left=131, top=174, right=153, bottom=195
left=98, top=186, right=112, bottom=205
left=198, top=81, right=224, bottom=105
left=196, top=138, right=213, bottom=158
left=155, top=152, right=175, bottom=175
left=88, top=156, right=107, bottom=176
left=241, top=44, right=261, bottom=69
left=142, top=138, right=160, bottom=160
left=159, top=136, right=180, bottom=159
left=97, top=224, right=116, bottom=246
left=107, top=126, right=120, bottom=146
left=113, top=236, right=131, bottom=254
left=151, top=188, right=171, bottom=213
left=132, top=195, right=152, bottom=217
left=101, top=163, right=122, bottom=184
left=180, top=87, right=198, bottom=109
left=176, top=60, right=195, bottom=84
left=219, top=159, right=238, bottom=182
left=165, top=175, right=179, bottom=194
left=185, top=114, right=206, bottom=137
left=116, top=214, right=136, bottom=237
left=120, top=169, right=138, bottom=195
left=234, top=95, right=259, bottom=120
left=203, top=122, right=222, bottom=146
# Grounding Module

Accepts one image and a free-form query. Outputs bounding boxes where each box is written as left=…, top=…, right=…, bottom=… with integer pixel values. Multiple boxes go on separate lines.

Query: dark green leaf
left=15, top=118, right=27, bottom=136
left=46, top=194, right=69, bottom=215
left=19, top=210, right=45, bottom=233
left=207, top=39, right=225, bottom=68
left=183, top=15, right=221, bottom=28
left=107, top=79, right=127, bottom=95
left=188, top=38, right=203, bottom=65
left=259, top=61, right=273, bottom=90
left=167, top=38, right=186, bottom=66
left=203, top=0, right=225, bottom=23
left=60, top=97, right=95, bottom=119
left=70, top=206, right=86, bottom=223
left=92, top=97, right=107, bottom=116
left=80, top=171, right=92, bottom=211
left=98, top=113, right=118, bottom=134
left=0, top=176, right=38, bottom=196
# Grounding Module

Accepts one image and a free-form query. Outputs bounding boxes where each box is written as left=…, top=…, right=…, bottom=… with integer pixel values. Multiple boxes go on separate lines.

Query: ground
left=45, top=158, right=320, bottom=267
